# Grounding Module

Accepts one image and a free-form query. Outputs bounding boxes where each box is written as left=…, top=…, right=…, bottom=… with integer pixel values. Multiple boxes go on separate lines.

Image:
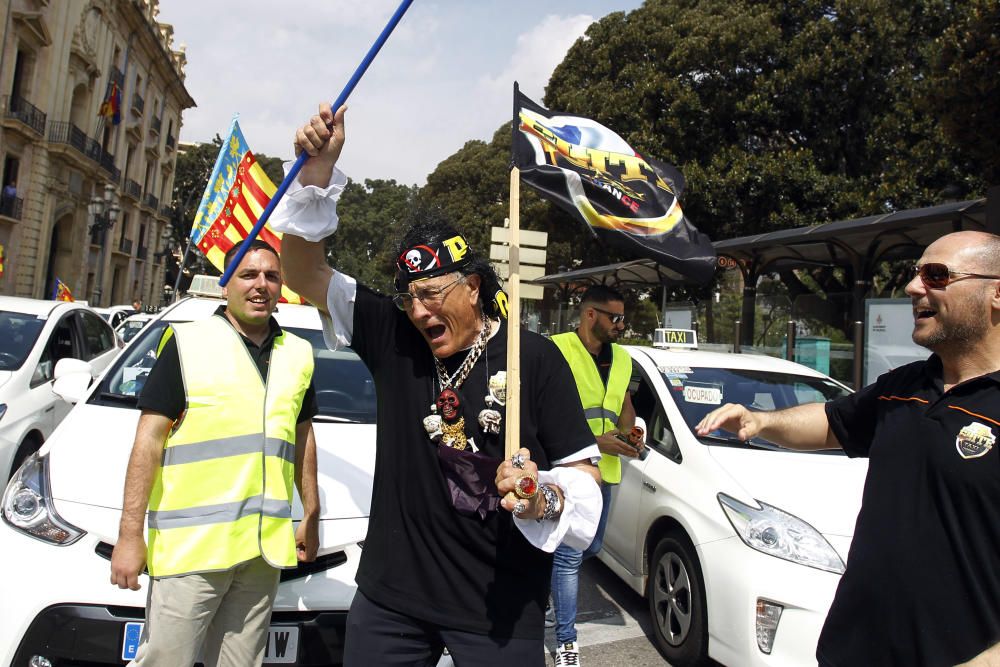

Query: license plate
left=121, top=622, right=299, bottom=663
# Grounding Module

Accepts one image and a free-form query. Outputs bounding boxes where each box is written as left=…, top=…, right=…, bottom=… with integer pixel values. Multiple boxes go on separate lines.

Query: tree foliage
left=326, top=178, right=420, bottom=294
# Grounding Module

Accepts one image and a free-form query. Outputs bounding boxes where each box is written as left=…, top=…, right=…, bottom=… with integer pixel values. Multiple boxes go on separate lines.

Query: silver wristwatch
left=538, top=484, right=562, bottom=522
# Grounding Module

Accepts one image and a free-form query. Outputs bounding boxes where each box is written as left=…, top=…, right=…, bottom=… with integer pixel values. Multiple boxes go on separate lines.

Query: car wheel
left=648, top=533, right=709, bottom=666
left=9, top=434, right=42, bottom=481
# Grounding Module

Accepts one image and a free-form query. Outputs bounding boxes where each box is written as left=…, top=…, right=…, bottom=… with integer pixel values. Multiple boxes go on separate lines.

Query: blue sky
left=157, top=1, right=643, bottom=185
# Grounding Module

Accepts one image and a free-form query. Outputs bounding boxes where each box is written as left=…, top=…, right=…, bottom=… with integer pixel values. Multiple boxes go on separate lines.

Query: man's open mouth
left=915, top=308, right=936, bottom=320
left=426, top=324, right=446, bottom=341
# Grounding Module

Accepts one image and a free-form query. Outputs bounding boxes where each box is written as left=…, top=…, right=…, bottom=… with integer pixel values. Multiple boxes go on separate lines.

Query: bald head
left=924, top=231, right=1000, bottom=275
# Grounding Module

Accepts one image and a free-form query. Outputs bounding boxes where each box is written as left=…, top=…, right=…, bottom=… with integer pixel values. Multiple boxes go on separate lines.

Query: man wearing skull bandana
left=270, top=103, right=603, bottom=666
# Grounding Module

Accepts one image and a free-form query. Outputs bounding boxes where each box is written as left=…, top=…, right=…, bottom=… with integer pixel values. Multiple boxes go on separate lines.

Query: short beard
left=914, top=316, right=989, bottom=352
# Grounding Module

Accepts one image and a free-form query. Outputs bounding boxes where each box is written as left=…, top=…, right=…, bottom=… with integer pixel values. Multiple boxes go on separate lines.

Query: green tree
left=542, top=0, right=990, bottom=338
left=922, top=0, right=1000, bottom=184
left=326, top=178, right=420, bottom=293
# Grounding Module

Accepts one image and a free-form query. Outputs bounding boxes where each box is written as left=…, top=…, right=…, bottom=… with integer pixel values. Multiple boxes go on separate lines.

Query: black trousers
left=343, top=591, right=545, bottom=667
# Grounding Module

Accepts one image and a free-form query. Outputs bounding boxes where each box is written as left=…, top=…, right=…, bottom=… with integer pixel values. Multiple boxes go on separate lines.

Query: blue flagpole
left=219, top=0, right=414, bottom=287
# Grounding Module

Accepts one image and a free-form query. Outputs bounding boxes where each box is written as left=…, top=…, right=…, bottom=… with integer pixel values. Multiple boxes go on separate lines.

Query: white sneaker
left=554, top=641, right=580, bottom=666
left=544, top=596, right=556, bottom=628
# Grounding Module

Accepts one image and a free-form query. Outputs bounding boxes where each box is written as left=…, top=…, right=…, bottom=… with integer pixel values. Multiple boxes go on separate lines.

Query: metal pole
left=785, top=320, right=796, bottom=361
left=171, top=238, right=194, bottom=302
left=91, top=224, right=108, bottom=305
left=852, top=320, right=864, bottom=389
left=733, top=319, right=742, bottom=354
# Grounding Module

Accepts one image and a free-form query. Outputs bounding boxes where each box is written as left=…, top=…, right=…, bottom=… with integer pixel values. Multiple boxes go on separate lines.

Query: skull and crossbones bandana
left=395, top=233, right=473, bottom=288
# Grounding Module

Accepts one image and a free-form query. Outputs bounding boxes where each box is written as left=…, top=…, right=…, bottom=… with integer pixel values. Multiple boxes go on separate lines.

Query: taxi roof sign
left=653, top=328, right=698, bottom=349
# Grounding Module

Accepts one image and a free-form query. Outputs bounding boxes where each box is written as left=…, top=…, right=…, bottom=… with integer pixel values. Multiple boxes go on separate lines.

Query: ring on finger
left=512, top=500, right=527, bottom=515
left=514, top=473, right=538, bottom=499
left=511, top=452, right=526, bottom=469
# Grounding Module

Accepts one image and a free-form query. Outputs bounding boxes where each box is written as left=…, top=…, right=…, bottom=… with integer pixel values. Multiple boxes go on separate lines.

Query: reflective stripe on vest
left=146, top=315, right=313, bottom=577
left=551, top=332, right=632, bottom=484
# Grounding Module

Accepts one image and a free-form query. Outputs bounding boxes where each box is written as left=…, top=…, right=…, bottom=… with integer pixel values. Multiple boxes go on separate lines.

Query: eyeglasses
left=592, top=306, right=625, bottom=324
left=392, top=276, right=465, bottom=311
left=911, top=262, right=1000, bottom=290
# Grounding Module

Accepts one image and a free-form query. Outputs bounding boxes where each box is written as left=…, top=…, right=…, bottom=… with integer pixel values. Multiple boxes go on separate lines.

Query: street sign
left=490, top=224, right=548, bottom=301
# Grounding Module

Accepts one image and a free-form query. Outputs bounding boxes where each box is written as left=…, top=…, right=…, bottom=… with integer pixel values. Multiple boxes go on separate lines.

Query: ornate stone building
left=0, top=0, right=194, bottom=305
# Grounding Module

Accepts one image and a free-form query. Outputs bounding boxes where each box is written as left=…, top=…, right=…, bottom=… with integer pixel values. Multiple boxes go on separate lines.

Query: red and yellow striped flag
left=193, top=121, right=302, bottom=304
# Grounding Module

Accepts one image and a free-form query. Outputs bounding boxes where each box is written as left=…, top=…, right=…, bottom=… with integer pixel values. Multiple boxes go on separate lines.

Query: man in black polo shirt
left=696, top=230, right=1000, bottom=666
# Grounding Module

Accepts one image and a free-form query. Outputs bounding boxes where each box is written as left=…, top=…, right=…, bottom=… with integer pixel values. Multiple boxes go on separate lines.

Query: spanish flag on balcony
left=189, top=118, right=302, bottom=304
left=52, top=278, right=74, bottom=302
left=98, top=81, right=121, bottom=126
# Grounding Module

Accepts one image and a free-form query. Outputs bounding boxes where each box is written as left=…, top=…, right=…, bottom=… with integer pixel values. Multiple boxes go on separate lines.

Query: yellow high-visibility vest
left=551, top=332, right=632, bottom=484
left=146, top=315, right=314, bottom=577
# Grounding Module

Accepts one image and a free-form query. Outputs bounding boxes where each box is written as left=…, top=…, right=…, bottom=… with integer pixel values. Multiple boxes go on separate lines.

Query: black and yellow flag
left=512, top=84, right=715, bottom=283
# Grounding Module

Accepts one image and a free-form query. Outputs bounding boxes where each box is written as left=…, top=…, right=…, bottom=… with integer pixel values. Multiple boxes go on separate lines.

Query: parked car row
left=0, top=297, right=119, bottom=481
left=0, top=287, right=867, bottom=666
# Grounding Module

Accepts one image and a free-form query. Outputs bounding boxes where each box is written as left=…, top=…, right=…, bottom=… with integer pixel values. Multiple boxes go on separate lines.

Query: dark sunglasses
left=592, top=306, right=625, bottom=324
left=912, top=262, right=1000, bottom=290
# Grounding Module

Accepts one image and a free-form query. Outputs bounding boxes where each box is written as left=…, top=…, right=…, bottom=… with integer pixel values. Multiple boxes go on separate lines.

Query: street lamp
left=154, top=223, right=174, bottom=305
left=89, top=183, right=120, bottom=306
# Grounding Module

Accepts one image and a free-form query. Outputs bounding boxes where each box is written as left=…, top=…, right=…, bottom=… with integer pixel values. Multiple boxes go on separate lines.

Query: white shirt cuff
left=513, top=466, right=602, bottom=553
left=318, top=271, right=358, bottom=350
left=552, top=444, right=601, bottom=467
left=268, top=162, right=348, bottom=242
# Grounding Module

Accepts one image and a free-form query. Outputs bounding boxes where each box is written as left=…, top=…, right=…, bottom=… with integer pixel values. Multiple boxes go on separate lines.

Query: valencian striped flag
left=512, top=85, right=716, bottom=284
left=190, top=118, right=302, bottom=303
left=52, top=278, right=74, bottom=302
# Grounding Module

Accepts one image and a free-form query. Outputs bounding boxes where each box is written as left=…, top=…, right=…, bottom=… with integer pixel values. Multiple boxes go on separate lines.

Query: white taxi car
left=0, top=297, right=119, bottom=480
left=601, top=331, right=868, bottom=667
left=0, top=293, right=377, bottom=666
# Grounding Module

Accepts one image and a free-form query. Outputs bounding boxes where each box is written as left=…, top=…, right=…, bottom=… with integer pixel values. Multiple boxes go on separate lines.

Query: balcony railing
left=47, top=121, right=103, bottom=163
left=142, top=192, right=159, bottom=210
left=3, top=94, right=46, bottom=135
left=165, top=133, right=175, bottom=151
left=123, top=179, right=142, bottom=200
left=160, top=204, right=173, bottom=218
left=0, top=195, right=23, bottom=220
left=131, top=93, right=144, bottom=115
left=99, top=150, right=120, bottom=182
left=150, top=116, right=161, bottom=135
left=118, top=238, right=133, bottom=255
left=137, top=245, right=148, bottom=260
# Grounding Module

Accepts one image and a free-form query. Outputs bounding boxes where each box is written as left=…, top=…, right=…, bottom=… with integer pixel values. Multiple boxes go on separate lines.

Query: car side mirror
left=52, top=358, right=94, bottom=404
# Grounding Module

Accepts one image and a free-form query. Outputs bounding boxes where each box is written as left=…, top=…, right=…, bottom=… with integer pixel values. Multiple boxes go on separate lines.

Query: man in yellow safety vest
left=110, top=240, right=320, bottom=667
left=549, top=285, right=644, bottom=666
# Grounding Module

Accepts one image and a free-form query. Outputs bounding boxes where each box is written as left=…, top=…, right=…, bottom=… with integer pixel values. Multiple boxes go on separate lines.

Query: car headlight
left=2, top=452, right=85, bottom=545
left=718, top=493, right=844, bottom=574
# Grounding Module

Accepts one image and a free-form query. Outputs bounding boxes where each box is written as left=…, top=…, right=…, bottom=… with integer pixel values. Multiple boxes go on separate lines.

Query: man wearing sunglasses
left=696, top=230, right=1000, bottom=666
left=548, top=285, right=643, bottom=666
left=270, top=103, right=604, bottom=666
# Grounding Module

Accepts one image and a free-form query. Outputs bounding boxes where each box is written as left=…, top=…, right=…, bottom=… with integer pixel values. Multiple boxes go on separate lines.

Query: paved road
left=543, top=558, right=669, bottom=666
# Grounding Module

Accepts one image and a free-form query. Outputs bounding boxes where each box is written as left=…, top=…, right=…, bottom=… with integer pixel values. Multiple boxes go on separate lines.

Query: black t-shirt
left=138, top=309, right=317, bottom=423
left=820, top=356, right=1000, bottom=666
left=349, top=285, right=594, bottom=638
left=590, top=341, right=613, bottom=386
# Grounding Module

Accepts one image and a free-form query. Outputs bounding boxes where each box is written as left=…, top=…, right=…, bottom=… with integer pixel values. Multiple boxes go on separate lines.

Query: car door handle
left=642, top=481, right=656, bottom=493
left=44, top=405, right=55, bottom=413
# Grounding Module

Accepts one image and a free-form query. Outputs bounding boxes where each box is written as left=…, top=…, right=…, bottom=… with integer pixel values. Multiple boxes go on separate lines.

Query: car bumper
left=0, top=512, right=361, bottom=666
left=699, top=536, right=843, bottom=667
left=10, top=604, right=348, bottom=666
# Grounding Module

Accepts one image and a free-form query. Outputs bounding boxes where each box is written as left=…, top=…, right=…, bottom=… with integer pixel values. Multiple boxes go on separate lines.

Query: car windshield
left=661, top=366, right=850, bottom=450
left=0, top=311, right=46, bottom=371
left=117, top=319, right=149, bottom=343
left=92, top=320, right=376, bottom=424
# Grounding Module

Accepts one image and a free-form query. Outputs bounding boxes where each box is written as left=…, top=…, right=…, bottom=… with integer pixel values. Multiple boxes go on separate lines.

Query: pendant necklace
left=423, top=314, right=491, bottom=450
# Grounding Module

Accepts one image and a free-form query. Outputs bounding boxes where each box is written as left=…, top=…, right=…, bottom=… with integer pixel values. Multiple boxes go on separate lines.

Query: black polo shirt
left=138, top=306, right=317, bottom=423
left=819, top=356, right=1000, bottom=666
